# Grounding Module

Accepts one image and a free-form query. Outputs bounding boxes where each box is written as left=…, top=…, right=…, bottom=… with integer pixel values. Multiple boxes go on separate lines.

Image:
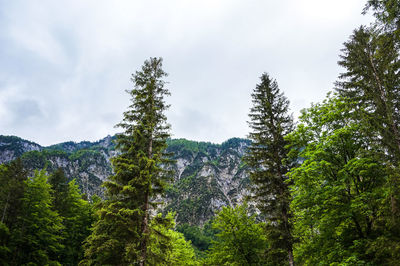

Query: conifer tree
left=0, top=158, right=27, bottom=226
left=82, top=57, right=172, bottom=265
left=364, top=0, right=400, bottom=36
left=336, top=26, right=400, bottom=162
left=335, top=23, right=400, bottom=262
left=49, top=167, right=69, bottom=212
left=244, top=73, right=295, bottom=266
left=336, top=25, right=400, bottom=215
left=0, top=159, right=27, bottom=264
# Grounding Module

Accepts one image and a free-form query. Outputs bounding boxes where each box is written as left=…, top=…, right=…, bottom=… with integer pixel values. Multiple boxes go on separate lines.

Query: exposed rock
left=0, top=135, right=251, bottom=225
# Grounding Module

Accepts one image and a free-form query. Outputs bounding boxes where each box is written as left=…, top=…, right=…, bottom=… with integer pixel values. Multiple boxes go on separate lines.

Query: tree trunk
left=1, top=192, right=10, bottom=223
left=139, top=192, right=149, bottom=266
left=139, top=136, right=153, bottom=265
left=288, top=249, right=295, bottom=266
left=282, top=208, right=295, bottom=266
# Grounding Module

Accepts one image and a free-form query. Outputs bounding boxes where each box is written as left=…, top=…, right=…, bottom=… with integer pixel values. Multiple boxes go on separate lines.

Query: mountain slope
left=0, top=135, right=251, bottom=225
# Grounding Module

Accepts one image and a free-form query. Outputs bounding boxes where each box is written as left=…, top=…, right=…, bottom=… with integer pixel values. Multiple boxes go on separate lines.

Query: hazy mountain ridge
left=0, top=135, right=251, bottom=224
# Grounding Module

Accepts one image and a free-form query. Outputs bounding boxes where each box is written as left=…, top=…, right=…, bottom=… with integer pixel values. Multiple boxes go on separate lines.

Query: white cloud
left=0, top=0, right=374, bottom=145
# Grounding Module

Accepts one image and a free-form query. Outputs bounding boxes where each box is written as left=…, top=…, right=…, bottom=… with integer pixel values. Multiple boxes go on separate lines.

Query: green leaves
left=287, top=94, right=400, bottom=264
left=13, top=170, right=64, bottom=265
left=205, top=204, right=267, bottom=266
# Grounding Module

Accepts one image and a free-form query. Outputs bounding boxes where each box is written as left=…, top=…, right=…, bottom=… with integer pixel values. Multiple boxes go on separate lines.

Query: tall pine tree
left=364, top=0, right=400, bottom=36
left=335, top=22, right=400, bottom=262
left=244, top=73, right=295, bottom=266
left=0, top=159, right=28, bottom=265
left=0, top=158, right=27, bottom=227
left=336, top=26, right=400, bottom=162
left=82, top=57, right=172, bottom=265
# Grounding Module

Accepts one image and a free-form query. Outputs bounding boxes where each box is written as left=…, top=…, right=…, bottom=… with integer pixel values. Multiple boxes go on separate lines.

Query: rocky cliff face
left=165, top=138, right=251, bottom=225
left=0, top=135, right=251, bottom=225
left=0, top=136, right=41, bottom=164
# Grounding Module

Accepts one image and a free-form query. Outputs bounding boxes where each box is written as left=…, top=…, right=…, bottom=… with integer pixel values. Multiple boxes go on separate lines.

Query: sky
left=0, top=0, right=374, bottom=146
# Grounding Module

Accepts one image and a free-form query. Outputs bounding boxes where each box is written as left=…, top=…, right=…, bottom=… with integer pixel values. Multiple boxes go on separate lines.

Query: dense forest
left=1, top=1, right=400, bottom=265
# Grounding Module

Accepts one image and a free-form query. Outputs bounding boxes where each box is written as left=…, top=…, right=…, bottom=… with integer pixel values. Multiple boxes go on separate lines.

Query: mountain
left=0, top=135, right=41, bottom=163
left=0, top=135, right=251, bottom=225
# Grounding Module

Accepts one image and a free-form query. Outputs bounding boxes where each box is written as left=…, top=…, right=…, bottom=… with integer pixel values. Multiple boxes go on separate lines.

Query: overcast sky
left=0, top=0, right=374, bottom=146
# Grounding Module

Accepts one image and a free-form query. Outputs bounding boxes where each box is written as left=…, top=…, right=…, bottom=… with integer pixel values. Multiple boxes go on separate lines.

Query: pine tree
left=335, top=24, right=400, bottom=263
left=364, top=0, right=400, bottom=36
left=48, top=167, right=69, bottom=212
left=336, top=26, right=400, bottom=162
left=0, top=158, right=27, bottom=226
left=244, top=73, right=295, bottom=266
left=82, top=57, right=172, bottom=265
left=0, top=159, right=27, bottom=264
left=336, top=25, right=400, bottom=215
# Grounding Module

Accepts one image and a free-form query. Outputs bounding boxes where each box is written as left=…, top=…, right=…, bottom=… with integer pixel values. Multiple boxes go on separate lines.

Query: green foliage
left=364, top=0, right=400, bottom=36
left=21, top=149, right=69, bottom=171
left=0, top=158, right=94, bottom=265
left=68, top=149, right=106, bottom=168
left=244, top=72, right=295, bottom=265
left=0, top=158, right=27, bottom=227
left=0, top=222, right=10, bottom=266
left=0, top=159, right=28, bottom=264
left=166, top=174, right=222, bottom=225
left=12, top=170, right=64, bottom=265
left=0, top=135, right=40, bottom=157
left=50, top=169, right=93, bottom=265
left=148, top=213, right=198, bottom=265
left=333, top=17, right=400, bottom=263
left=176, top=222, right=216, bottom=253
left=221, top=137, right=251, bottom=150
left=287, top=95, right=400, bottom=265
left=205, top=204, right=268, bottom=265
left=19, top=145, right=109, bottom=198
left=82, top=57, right=172, bottom=265
left=336, top=25, right=400, bottom=162
left=166, top=138, right=219, bottom=155
left=49, top=168, right=69, bottom=210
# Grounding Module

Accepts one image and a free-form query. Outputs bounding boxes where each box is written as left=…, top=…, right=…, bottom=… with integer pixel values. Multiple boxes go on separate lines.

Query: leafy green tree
left=12, top=170, right=63, bottom=265
left=244, top=73, right=295, bottom=265
left=61, top=179, right=93, bottom=265
left=205, top=204, right=267, bottom=265
left=176, top=222, right=216, bottom=255
left=287, top=95, right=400, bottom=265
left=82, top=57, right=172, bottom=265
left=48, top=168, right=93, bottom=265
left=148, top=213, right=197, bottom=265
